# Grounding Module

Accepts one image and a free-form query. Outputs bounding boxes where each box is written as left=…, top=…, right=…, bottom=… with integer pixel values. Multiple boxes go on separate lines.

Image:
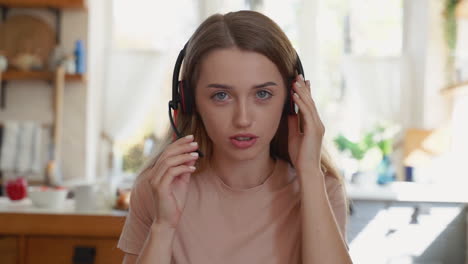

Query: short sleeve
left=325, top=176, right=348, bottom=244
left=117, top=172, right=156, bottom=255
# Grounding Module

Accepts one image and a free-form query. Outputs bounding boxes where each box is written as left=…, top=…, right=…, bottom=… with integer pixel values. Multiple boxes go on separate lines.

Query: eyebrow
left=206, top=82, right=278, bottom=89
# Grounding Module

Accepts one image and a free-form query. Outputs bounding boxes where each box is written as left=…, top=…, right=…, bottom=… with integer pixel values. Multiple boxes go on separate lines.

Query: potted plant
left=334, top=121, right=400, bottom=185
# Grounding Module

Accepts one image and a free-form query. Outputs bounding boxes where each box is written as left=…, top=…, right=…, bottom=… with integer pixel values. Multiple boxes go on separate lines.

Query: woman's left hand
left=288, top=74, right=325, bottom=177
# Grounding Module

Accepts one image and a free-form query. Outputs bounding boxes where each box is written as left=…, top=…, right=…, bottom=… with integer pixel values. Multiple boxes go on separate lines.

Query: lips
left=229, top=134, right=258, bottom=149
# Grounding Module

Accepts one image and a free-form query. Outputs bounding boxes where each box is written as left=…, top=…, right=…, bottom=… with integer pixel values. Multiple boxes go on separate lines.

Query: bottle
left=377, top=155, right=396, bottom=185
left=74, top=40, right=86, bottom=74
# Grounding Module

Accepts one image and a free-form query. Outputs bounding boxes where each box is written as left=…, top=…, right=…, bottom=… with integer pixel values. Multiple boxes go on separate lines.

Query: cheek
left=261, top=94, right=286, bottom=136
left=263, top=105, right=284, bottom=132
left=195, top=99, right=226, bottom=140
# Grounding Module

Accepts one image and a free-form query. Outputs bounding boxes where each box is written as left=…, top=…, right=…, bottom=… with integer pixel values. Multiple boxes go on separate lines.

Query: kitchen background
left=0, top=0, right=468, bottom=263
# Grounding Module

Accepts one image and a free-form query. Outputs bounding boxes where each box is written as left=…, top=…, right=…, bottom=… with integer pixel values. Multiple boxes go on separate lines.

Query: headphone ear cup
left=178, top=80, right=186, bottom=114
left=286, top=78, right=297, bottom=115
left=180, top=80, right=193, bottom=115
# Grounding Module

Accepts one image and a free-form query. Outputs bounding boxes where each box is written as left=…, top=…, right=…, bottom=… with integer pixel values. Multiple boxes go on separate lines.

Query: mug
left=74, top=184, right=97, bottom=212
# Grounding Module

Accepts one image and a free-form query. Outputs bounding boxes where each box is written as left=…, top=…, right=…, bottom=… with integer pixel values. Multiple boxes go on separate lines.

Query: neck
left=209, top=148, right=276, bottom=189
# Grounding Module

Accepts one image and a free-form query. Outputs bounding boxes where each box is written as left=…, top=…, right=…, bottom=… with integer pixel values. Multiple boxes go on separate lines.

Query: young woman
left=118, top=10, right=352, bottom=264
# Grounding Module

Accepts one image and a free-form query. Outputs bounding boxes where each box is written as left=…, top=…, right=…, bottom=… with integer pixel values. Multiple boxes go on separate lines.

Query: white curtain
left=103, top=0, right=199, bottom=143
left=341, top=55, right=405, bottom=133
left=104, top=51, right=169, bottom=141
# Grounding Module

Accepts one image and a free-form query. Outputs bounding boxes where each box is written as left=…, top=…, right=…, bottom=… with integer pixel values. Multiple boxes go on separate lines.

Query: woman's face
left=195, top=47, right=287, bottom=161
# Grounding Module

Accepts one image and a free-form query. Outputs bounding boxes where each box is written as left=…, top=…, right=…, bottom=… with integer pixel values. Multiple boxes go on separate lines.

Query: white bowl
left=28, top=186, right=69, bottom=209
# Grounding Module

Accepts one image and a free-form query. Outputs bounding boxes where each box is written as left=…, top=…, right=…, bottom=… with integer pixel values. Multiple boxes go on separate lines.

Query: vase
left=377, top=155, right=396, bottom=185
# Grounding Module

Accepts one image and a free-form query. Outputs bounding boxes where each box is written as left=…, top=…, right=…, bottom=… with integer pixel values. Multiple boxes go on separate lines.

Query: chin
left=223, top=145, right=267, bottom=162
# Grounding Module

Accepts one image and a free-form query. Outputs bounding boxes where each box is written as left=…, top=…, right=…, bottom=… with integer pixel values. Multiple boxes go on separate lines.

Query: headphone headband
left=170, top=42, right=188, bottom=110
left=171, top=42, right=304, bottom=110
left=169, top=41, right=305, bottom=147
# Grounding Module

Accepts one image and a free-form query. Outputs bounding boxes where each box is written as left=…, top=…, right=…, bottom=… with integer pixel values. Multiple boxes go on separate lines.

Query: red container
left=6, top=177, right=28, bottom=201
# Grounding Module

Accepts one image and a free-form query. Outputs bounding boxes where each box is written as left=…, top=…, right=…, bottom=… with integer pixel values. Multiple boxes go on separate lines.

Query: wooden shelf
left=441, top=81, right=468, bottom=97
left=0, top=0, right=85, bottom=9
left=2, top=70, right=85, bottom=82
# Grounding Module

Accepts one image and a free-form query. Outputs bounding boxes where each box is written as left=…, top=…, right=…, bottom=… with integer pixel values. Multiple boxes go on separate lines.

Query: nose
left=233, top=98, right=252, bottom=128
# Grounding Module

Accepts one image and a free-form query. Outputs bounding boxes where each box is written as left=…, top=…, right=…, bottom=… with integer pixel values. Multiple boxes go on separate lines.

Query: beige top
left=117, top=159, right=348, bottom=263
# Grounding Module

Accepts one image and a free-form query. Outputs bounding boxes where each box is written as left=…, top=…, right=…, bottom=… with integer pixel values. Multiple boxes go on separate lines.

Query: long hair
left=139, top=10, right=344, bottom=188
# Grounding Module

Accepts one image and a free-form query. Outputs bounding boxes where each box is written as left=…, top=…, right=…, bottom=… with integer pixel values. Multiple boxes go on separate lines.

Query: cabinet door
left=26, top=236, right=124, bottom=264
left=0, top=236, right=18, bottom=264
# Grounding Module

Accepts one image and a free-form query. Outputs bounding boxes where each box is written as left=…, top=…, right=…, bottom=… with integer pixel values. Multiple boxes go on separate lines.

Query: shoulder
left=286, top=162, right=345, bottom=201
left=129, top=168, right=157, bottom=221
left=324, top=174, right=343, bottom=194
left=324, top=173, right=347, bottom=208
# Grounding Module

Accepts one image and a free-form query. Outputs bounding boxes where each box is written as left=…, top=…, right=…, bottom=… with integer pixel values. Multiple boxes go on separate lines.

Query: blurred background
left=0, top=0, right=468, bottom=263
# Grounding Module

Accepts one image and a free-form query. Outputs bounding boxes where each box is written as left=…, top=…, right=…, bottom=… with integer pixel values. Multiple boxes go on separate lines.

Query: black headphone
left=168, top=41, right=305, bottom=157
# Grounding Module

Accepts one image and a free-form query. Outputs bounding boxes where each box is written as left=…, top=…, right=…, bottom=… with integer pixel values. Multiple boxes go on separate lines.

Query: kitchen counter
left=0, top=197, right=127, bottom=216
left=0, top=197, right=127, bottom=264
left=346, top=181, right=468, bottom=203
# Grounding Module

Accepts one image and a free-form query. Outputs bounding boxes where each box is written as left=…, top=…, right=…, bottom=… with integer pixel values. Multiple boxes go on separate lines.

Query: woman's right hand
left=148, top=135, right=199, bottom=229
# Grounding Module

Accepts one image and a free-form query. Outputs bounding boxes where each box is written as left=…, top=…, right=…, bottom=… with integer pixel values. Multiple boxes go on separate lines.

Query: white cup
left=74, top=184, right=97, bottom=212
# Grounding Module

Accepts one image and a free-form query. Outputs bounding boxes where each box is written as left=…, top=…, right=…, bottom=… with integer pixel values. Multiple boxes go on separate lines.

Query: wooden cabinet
left=26, top=236, right=123, bottom=264
left=0, top=0, right=85, bottom=8
left=0, top=236, right=18, bottom=264
left=0, top=212, right=126, bottom=264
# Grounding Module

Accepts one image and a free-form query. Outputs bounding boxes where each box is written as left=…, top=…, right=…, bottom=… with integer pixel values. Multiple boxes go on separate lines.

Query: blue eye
left=256, top=90, right=272, bottom=100
left=212, top=92, right=229, bottom=101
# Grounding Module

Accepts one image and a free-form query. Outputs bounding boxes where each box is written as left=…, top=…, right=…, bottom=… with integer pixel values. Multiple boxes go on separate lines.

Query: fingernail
left=293, top=93, right=299, bottom=98
left=190, top=152, right=199, bottom=157
left=300, top=74, right=304, bottom=81
left=190, top=142, right=198, bottom=147
left=189, top=166, right=196, bottom=170
left=295, top=81, right=301, bottom=87
left=294, top=103, right=299, bottom=114
left=185, top=134, right=194, bottom=139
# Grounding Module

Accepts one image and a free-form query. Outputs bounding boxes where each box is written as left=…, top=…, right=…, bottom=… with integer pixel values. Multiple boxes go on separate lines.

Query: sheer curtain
left=101, top=0, right=198, bottom=178
left=104, top=0, right=198, bottom=142
left=341, top=56, right=404, bottom=131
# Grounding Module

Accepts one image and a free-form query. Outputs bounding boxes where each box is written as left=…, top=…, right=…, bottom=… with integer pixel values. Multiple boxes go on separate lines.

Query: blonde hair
left=139, top=11, right=344, bottom=189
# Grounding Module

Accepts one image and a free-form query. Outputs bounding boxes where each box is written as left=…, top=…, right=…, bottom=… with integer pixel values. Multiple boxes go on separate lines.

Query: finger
left=291, top=89, right=313, bottom=119
left=157, top=140, right=199, bottom=167
left=303, top=84, right=322, bottom=124
left=293, top=81, right=314, bottom=114
left=159, top=165, right=196, bottom=194
left=297, top=75, right=311, bottom=96
left=180, top=160, right=196, bottom=183
left=174, top=134, right=195, bottom=146
left=288, top=114, right=300, bottom=137
left=305, top=80, right=317, bottom=108
left=306, top=80, right=311, bottom=93
left=292, top=92, right=316, bottom=133
left=294, top=79, right=321, bottom=122
left=151, top=152, right=199, bottom=185
left=297, top=74, right=307, bottom=87
left=293, top=78, right=325, bottom=135
left=184, top=159, right=196, bottom=167
left=151, top=135, right=195, bottom=166
left=295, top=75, right=312, bottom=98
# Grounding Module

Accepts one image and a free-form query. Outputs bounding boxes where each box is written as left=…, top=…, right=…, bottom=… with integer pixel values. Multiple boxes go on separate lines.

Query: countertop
left=346, top=181, right=468, bottom=203
left=0, top=197, right=127, bottom=216
left=3, top=181, right=467, bottom=214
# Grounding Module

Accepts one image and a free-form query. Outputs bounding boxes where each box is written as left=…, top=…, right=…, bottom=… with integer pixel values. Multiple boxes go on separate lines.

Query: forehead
left=197, top=47, right=283, bottom=85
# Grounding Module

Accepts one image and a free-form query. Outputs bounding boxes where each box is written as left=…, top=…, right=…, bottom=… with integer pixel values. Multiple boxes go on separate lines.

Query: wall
left=0, top=8, right=89, bottom=182
left=403, top=0, right=453, bottom=130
